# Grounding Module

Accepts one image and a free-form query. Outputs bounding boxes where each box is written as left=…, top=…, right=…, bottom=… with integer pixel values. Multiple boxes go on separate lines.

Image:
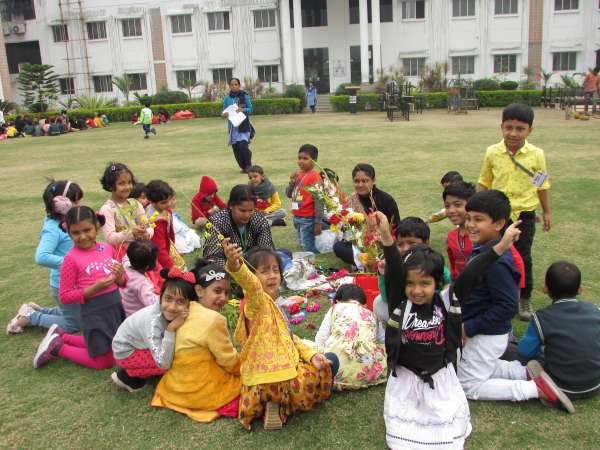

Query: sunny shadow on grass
left=0, top=109, right=599, bottom=449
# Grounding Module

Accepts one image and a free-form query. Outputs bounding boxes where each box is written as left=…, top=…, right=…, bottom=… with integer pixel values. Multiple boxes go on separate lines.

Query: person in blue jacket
left=307, top=81, right=317, bottom=113
left=222, top=77, right=254, bottom=173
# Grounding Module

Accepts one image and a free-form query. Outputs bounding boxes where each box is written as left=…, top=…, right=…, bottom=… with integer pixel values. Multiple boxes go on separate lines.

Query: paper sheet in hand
left=223, top=104, right=246, bottom=127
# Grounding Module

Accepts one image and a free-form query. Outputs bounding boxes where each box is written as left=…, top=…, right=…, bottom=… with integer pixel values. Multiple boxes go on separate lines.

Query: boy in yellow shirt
left=477, top=103, right=551, bottom=321
left=247, top=165, right=287, bottom=227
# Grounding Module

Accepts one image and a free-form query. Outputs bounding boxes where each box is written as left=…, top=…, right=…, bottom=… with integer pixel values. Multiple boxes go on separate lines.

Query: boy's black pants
left=231, top=140, right=252, bottom=171
left=510, top=211, right=536, bottom=300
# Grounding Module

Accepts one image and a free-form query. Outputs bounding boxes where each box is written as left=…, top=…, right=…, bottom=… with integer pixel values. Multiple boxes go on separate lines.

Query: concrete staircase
left=306, top=94, right=332, bottom=113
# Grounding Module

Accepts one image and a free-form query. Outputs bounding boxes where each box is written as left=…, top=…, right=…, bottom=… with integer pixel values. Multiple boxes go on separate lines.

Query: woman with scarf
left=333, top=163, right=400, bottom=266
left=222, top=78, right=254, bottom=173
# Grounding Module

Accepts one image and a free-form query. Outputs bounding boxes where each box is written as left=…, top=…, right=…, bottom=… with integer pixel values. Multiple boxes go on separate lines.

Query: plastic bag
left=315, top=230, right=341, bottom=254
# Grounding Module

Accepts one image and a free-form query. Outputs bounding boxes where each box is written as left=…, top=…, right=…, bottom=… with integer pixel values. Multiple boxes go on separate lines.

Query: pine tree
left=17, top=64, right=59, bottom=112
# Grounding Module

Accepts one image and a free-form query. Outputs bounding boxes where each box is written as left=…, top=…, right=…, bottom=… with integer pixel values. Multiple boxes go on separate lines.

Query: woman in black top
left=202, top=185, right=274, bottom=268
left=333, top=163, right=400, bottom=266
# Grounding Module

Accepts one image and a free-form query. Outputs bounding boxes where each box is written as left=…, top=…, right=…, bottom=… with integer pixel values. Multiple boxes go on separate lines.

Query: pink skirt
left=116, top=348, right=166, bottom=378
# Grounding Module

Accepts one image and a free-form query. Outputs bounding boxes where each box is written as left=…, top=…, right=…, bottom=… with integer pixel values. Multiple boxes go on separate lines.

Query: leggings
left=231, top=140, right=252, bottom=170
left=58, top=333, right=115, bottom=370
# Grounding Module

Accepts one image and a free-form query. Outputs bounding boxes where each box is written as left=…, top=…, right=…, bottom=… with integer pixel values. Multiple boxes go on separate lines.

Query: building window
left=493, top=54, right=517, bottom=73
left=59, top=77, right=75, bottom=95
left=349, top=0, right=393, bottom=24
left=257, top=65, right=279, bottom=82
left=212, top=68, right=233, bottom=84
left=254, top=9, right=276, bottom=28
left=401, top=0, right=425, bottom=19
left=402, top=57, right=426, bottom=76
left=176, top=70, right=197, bottom=87
left=552, top=52, right=577, bottom=71
left=554, top=0, right=578, bottom=11
left=452, top=0, right=475, bottom=17
left=52, top=24, right=68, bottom=42
left=129, top=73, right=147, bottom=90
left=452, top=55, right=475, bottom=74
left=207, top=12, right=230, bottom=31
left=290, top=0, right=328, bottom=27
left=86, top=21, right=107, bottom=40
left=171, top=14, right=192, bottom=34
left=93, top=75, right=113, bottom=93
left=495, top=0, right=518, bottom=14
left=121, top=18, right=142, bottom=37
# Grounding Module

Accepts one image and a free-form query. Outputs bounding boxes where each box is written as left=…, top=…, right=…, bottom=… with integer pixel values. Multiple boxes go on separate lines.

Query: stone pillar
left=0, top=22, right=12, bottom=100
left=371, top=0, right=381, bottom=82
left=292, top=0, right=304, bottom=85
left=527, top=0, right=544, bottom=83
left=280, top=0, right=293, bottom=85
left=359, top=0, right=369, bottom=83
left=149, top=8, right=168, bottom=90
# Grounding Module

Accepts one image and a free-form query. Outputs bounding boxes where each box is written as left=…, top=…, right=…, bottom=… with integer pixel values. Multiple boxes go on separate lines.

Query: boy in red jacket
left=190, top=176, right=226, bottom=227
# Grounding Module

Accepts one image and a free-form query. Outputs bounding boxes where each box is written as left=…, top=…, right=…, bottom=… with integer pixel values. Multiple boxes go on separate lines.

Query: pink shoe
left=47, top=324, right=65, bottom=336
left=33, top=329, right=63, bottom=369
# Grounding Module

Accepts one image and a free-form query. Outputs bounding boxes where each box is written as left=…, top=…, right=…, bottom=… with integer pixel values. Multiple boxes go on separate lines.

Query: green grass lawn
left=1, top=109, right=599, bottom=449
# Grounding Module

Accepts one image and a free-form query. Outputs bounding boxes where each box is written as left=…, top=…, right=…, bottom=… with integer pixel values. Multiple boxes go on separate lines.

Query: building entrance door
left=304, top=47, right=330, bottom=93
left=350, top=45, right=373, bottom=84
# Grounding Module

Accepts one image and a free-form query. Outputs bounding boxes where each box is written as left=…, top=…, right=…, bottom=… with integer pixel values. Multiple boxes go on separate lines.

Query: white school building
left=1, top=0, right=599, bottom=102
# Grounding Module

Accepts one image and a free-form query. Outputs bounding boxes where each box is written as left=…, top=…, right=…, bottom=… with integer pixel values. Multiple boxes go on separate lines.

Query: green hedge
left=330, top=90, right=541, bottom=111
left=475, top=90, right=541, bottom=107
left=7, top=98, right=300, bottom=123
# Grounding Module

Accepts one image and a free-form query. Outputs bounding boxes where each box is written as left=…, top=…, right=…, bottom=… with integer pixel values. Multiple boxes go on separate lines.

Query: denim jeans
left=28, top=287, right=82, bottom=333
left=293, top=216, right=318, bottom=253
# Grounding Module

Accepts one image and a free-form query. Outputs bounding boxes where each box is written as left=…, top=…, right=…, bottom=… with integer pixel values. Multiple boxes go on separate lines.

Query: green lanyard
left=239, top=228, right=248, bottom=252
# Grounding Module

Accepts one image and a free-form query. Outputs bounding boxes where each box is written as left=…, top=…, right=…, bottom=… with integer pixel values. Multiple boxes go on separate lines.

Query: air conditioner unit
left=2, top=24, right=11, bottom=36
left=12, top=23, right=26, bottom=34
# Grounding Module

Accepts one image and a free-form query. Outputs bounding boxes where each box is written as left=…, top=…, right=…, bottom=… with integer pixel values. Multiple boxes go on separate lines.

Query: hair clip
left=167, top=267, right=196, bottom=284
left=204, top=269, right=226, bottom=282
left=110, top=164, right=117, bottom=172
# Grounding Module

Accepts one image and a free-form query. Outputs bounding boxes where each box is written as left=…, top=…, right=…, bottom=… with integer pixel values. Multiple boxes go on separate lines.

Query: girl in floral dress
left=314, top=284, right=387, bottom=390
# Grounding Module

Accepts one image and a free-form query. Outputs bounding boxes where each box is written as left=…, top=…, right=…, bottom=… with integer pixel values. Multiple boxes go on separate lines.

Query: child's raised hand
left=223, top=238, right=243, bottom=271
left=494, top=220, right=521, bottom=255
left=310, top=353, right=332, bottom=370
left=377, top=259, right=386, bottom=275
left=166, top=308, right=189, bottom=332
left=370, top=211, right=394, bottom=246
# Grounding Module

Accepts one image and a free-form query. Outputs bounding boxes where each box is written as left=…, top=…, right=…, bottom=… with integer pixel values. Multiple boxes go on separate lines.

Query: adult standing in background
left=307, top=81, right=317, bottom=113
left=222, top=78, right=254, bottom=173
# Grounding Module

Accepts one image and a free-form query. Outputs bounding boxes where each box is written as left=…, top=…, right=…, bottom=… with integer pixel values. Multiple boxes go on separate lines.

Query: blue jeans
left=28, top=287, right=82, bottom=333
left=293, top=216, right=318, bottom=253
left=143, top=124, right=152, bottom=135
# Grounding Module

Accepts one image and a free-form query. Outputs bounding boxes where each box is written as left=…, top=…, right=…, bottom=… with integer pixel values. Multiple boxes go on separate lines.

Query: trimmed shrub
left=152, top=90, right=188, bottom=104
left=475, top=90, right=541, bottom=107
left=284, top=84, right=307, bottom=111
left=335, top=83, right=352, bottom=95
left=330, top=94, right=379, bottom=112
left=473, top=78, right=500, bottom=91
left=499, top=80, right=519, bottom=90
left=415, top=92, right=448, bottom=109
left=9, top=98, right=302, bottom=123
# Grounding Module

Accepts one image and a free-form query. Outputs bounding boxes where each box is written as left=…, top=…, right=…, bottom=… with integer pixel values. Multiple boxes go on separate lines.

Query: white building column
left=371, top=0, right=381, bottom=80
left=359, top=0, right=369, bottom=83
left=292, top=0, right=304, bottom=85
left=279, top=0, right=293, bottom=85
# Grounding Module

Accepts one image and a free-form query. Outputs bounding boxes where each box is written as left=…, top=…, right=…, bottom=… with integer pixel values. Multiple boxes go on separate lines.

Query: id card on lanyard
left=291, top=173, right=307, bottom=211
left=506, top=149, right=548, bottom=187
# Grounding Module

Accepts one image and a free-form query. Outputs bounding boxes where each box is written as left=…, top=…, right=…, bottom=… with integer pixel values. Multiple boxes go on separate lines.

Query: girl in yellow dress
left=223, top=239, right=339, bottom=430
left=151, top=261, right=241, bottom=422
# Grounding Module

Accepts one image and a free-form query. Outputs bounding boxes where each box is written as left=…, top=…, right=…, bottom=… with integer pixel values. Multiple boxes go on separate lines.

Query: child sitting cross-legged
left=518, top=261, right=600, bottom=400
left=191, top=176, right=226, bottom=227
left=119, top=240, right=159, bottom=317
left=111, top=267, right=188, bottom=392
left=454, top=190, right=574, bottom=413
left=151, top=260, right=242, bottom=422
left=247, top=165, right=287, bottom=227
left=314, top=284, right=387, bottom=390
left=373, top=211, right=470, bottom=450
left=223, top=239, right=339, bottom=430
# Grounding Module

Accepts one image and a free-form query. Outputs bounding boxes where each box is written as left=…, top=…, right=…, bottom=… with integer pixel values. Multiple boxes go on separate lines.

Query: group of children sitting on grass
left=6, top=103, right=600, bottom=449
left=1, top=112, right=109, bottom=139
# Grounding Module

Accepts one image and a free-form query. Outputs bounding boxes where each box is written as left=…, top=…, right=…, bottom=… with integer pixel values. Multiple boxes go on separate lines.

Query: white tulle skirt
left=384, top=364, right=472, bottom=450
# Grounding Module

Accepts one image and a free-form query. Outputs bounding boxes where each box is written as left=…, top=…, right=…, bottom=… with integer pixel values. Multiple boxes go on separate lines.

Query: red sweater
left=191, top=176, right=226, bottom=222
left=289, top=169, right=320, bottom=218
left=447, top=227, right=525, bottom=288
left=152, top=211, right=175, bottom=269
